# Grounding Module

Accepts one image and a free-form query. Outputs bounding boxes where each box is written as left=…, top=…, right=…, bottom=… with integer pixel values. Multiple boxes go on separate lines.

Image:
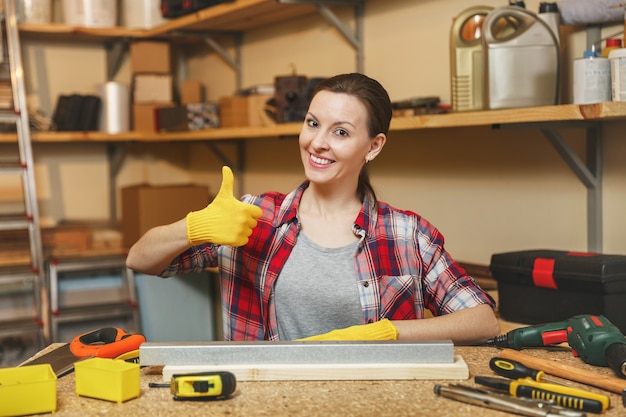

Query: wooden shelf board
left=391, top=101, right=626, bottom=131
left=143, top=0, right=317, bottom=36
left=18, top=0, right=318, bottom=41
left=18, top=22, right=142, bottom=42
left=2, top=102, right=624, bottom=145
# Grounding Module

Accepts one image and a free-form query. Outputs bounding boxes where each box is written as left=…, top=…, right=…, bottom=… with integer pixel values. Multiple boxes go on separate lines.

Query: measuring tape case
left=489, top=250, right=626, bottom=332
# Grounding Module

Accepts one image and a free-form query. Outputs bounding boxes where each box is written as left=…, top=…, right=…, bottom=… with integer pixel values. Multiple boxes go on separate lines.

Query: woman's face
left=299, top=90, right=384, bottom=187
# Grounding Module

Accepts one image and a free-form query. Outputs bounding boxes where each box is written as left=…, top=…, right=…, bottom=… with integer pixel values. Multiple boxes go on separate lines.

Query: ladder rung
left=0, top=265, right=37, bottom=286
left=0, top=110, right=18, bottom=123
left=0, top=214, right=30, bottom=231
left=51, top=256, right=128, bottom=273
left=0, top=160, right=25, bottom=174
left=0, top=318, right=43, bottom=337
left=52, top=303, right=137, bottom=323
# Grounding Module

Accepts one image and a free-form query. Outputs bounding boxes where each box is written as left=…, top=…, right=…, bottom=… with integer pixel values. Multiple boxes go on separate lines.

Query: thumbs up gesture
left=186, top=166, right=262, bottom=246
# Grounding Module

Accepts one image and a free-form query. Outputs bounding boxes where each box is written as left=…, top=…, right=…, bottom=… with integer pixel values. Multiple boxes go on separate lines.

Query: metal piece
left=434, top=384, right=586, bottom=417
left=494, top=121, right=603, bottom=252
left=540, top=125, right=602, bottom=253
left=105, top=39, right=130, bottom=81
left=19, top=343, right=81, bottom=377
left=204, top=140, right=246, bottom=196
left=107, top=143, right=127, bottom=221
left=48, top=256, right=140, bottom=342
left=140, top=340, right=455, bottom=366
left=202, top=33, right=242, bottom=89
left=278, top=0, right=365, bottom=72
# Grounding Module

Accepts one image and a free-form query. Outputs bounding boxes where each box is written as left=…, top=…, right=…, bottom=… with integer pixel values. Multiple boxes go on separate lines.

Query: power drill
left=486, top=314, right=626, bottom=378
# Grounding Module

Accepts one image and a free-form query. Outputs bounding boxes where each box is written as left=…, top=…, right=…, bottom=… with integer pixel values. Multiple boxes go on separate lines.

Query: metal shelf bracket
left=278, top=0, right=365, bottom=72
left=497, top=121, right=603, bottom=252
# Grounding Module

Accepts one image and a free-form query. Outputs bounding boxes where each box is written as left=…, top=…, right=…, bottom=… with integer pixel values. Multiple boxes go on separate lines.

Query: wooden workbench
left=29, top=346, right=626, bottom=416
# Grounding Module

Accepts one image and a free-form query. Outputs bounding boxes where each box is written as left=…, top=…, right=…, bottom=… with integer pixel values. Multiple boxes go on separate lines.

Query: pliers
left=434, top=383, right=587, bottom=417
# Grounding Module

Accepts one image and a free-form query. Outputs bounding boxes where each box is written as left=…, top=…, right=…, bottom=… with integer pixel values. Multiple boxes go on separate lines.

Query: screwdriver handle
left=490, top=357, right=543, bottom=381
left=514, top=379, right=609, bottom=413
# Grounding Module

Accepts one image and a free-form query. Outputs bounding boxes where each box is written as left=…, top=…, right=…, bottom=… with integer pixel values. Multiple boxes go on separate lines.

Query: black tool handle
left=606, top=343, right=626, bottom=379
left=490, top=357, right=541, bottom=380
left=516, top=385, right=603, bottom=413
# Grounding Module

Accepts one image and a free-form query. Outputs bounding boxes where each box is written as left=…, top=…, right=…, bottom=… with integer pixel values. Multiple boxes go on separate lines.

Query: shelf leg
left=540, top=125, right=602, bottom=252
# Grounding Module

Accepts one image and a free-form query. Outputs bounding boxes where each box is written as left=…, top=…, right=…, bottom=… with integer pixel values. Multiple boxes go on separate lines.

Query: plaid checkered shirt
left=163, top=181, right=495, bottom=340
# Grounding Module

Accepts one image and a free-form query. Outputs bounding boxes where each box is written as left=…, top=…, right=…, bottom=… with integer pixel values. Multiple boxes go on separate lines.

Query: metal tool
left=434, top=383, right=586, bottom=417
left=490, top=357, right=578, bottom=387
left=500, top=348, right=626, bottom=407
left=19, top=327, right=144, bottom=377
left=475, top=376, right=609, bottom=413
left=485, top=315, right=626, bottom=378
left=149, top=371, right=236, bottom=401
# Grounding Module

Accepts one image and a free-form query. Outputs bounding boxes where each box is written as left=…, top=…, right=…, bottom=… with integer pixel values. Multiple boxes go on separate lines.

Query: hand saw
left=19, top=327, right=145, bottom=377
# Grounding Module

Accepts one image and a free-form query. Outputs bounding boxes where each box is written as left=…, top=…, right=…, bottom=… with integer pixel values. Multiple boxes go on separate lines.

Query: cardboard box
left=130, top=41, right=171, bottom=74
left=133, top=74, right=173, bottom=103
left=181, top=80, right=204, bottom=104
left=187, top=102, right=220, bottom=130
left=490, top=250, right=626, bottom=332
left=133, top=102, right=175, bottom=132
left=156, top=106, right=189, bottom=132
left=121, top=184, right=210, bottom=249
left=42, top=226, right=92, bottom=254
left=219, top=94, right=272, bottom=127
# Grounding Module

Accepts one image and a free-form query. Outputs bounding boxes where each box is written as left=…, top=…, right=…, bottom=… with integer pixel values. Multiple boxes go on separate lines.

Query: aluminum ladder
left=0, top=0, right=46, bottom=347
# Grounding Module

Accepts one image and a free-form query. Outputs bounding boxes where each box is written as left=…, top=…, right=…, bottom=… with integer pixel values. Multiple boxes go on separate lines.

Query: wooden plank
left=143, top=0, right=316, bottom=36
left=162, top=355, right=469, bottom=381
left=17, top=1, right=317, bottom=41
left=391, top=101, right=626, bottom=131
left=3, top=102, right=624, bottom=145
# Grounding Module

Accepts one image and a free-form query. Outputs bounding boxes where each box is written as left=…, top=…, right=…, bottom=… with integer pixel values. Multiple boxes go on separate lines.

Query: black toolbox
left=489, top=250, right=626, bottom=333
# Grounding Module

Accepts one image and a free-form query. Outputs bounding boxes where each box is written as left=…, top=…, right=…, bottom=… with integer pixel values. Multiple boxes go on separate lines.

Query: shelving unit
left=2, top=0, right=625, bottom=256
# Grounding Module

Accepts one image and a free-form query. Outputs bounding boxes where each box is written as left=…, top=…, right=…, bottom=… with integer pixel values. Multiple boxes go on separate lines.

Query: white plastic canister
left=122, top=0, right=166, bottom=29
left=608, top=48, right=626, bottom=101
left=573, top=50, right=611, bottom=104
left=17, top=0, right=52, bottom=23
left=62, top=0, right=117, bottom=27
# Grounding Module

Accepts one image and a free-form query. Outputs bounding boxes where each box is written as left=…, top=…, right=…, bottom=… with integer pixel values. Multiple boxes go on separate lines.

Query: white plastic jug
left=449, top=5, right=494, bottom=112
left=482, top=6, right=560, bottom=109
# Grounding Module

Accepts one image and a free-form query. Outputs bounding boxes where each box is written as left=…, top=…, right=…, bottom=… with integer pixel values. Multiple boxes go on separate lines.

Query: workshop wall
left=179, top=0, right=626, bottom=262
left=10, top=0, right=626, bottom=266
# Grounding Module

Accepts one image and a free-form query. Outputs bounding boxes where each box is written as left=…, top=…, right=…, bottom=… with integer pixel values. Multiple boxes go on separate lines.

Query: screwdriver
left=490, top=357, right=574, bottom=387
left=475, top=375, right=610, bottom=413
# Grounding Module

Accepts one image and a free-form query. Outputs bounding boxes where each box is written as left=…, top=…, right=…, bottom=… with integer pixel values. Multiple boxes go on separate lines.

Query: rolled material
left=557, top=0, right=624, bottom=25
left=99, top=81, right=129, bottom=134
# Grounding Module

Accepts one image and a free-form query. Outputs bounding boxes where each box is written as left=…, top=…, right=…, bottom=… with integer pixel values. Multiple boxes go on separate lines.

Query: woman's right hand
left=186, top=166, right=262, bottom=246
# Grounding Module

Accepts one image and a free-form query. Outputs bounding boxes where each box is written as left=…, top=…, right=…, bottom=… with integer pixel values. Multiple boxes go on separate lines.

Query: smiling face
left=299, top=90, right=385, bottom=190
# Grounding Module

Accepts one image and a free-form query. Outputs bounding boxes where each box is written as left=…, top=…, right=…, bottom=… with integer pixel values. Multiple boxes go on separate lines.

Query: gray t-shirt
left=275, top=232, right=363, bottom=340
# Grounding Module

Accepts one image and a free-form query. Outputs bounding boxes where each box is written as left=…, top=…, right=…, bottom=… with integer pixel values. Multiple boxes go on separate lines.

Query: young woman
left=126, top=73, right=500, bottom=343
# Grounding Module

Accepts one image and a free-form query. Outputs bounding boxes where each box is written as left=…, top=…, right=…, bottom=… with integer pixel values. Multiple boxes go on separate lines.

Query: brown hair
left=311, top=73, right=392, bottom=206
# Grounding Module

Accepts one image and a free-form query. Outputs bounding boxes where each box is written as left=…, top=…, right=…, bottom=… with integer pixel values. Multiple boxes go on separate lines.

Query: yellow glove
left=186, top=166, right=262, bottom=246
left=298, top=319, right=399, bottom=341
